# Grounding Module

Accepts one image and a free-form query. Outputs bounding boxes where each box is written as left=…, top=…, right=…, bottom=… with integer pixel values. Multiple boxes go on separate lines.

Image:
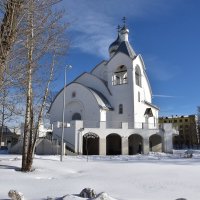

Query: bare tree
left=0, top=0, right=25, bottom=92
left=0, top=0, right=68, bottom=171
left=0, top=0, right=26, bottom=141
left=0, top=87, right=23, bottom=147
left=18, top=0, right=68, bottom=172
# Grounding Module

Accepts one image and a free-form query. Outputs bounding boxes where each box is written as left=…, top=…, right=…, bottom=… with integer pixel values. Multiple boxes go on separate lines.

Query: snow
left=1, top=151, right=200, bottom=200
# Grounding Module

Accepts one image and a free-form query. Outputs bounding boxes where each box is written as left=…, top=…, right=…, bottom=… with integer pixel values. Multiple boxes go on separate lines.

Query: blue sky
left=53, top=0, right=200, bottom=117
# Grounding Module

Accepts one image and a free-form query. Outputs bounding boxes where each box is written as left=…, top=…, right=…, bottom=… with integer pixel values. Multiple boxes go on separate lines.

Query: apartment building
left=159, top=115, right=199, bottom=149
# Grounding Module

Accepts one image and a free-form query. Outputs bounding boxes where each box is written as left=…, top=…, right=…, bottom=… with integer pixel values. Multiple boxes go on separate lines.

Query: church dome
left=108, top=34, right=121, bottom=57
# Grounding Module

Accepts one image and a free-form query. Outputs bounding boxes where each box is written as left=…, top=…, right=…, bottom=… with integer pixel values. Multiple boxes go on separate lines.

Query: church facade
left=49, top=24, right=178, bottom=155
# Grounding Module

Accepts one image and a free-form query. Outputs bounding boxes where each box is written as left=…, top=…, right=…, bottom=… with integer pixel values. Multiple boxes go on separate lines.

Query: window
left=72, top=91, right=76, bottom=98
left=119, top=104, right=123, bottom=114
left=138, top=92, right=140, bottom=102
left=72, top=113, right=81, bottom=120
left=112, top=65, right=128, bottom=85
left=185, top=119, right=188, bottom=122
left=179, top=119, right=182, bottom=123
left=135, top=66, right=142, bottom=87
left=144, top=108, right=153, bottom=117
left=174, top=120, right=177, bottom=123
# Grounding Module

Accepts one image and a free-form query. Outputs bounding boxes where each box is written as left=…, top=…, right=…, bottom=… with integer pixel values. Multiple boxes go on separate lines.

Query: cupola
left=108, top=17, right=136, bottom=59
left=108, top=26, right=121, bottom=57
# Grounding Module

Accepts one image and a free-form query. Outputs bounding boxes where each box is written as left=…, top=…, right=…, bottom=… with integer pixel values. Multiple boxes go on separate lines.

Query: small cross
left=122, top=16, right=126, bottom=26
left=117, top=25, right=121, bottom=32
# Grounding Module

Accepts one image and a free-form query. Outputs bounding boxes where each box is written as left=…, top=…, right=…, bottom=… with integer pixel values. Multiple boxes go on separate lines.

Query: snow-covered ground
left=1, top=151, right=200, bottom=200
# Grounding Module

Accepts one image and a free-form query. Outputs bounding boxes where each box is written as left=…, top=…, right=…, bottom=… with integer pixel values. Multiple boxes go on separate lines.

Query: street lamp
left=60, top=65, right=72, bottom=162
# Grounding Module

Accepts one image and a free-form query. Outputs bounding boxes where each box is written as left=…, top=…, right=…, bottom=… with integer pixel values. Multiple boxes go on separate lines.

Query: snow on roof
left=87, top=87, right=113, bottom=110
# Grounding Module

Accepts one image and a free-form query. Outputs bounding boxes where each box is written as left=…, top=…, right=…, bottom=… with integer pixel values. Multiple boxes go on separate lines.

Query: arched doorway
left=128, top=134, right=143, bottom=155
left=106, top=133, right=121, bottom=155
left=83, top=133, right=99, bottom=155
left=72, top=113, right=81, bottom=120
left=149, top=134, right=162, bottom=152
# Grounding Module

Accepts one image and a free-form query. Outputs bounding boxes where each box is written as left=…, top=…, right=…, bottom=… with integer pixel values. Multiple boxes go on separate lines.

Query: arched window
left=112, top=65, right=128, bottom=85
left=119, top=104, right=123, bottom=114
left=72, top=113, right=81, bottom=120
left=72, top=91, right=76, bottom=98
left=138, top=91, right=140, bottom=102
left=135, top=66, right=142, bottom=87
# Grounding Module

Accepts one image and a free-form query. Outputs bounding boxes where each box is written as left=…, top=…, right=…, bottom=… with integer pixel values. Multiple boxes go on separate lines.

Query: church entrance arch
left=128, top=134, right=143, bottom=155
left=83, top=132, right=99, bottom=155
left=106, top=133, right=122, bottom=155
left=149, top=134, right=162, bottom=152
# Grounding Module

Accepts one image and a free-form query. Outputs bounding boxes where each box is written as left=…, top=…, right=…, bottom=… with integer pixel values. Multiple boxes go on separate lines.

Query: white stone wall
left=72, top=120, right=162, bottom=155
left=50, top=83, right=101, bottom=126
left=132, top=55, right=159, bottom=126
left=106, top=52, right=135, bottom=126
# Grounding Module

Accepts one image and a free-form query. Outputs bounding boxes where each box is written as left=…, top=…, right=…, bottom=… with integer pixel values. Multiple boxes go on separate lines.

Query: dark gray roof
left=88, top=87, right=113, bottom=110
left=109, top=34, right=121, bottom=55
left=116, top=41, right=136, bottom=59
left=109, top=35, right=120, bottom=49
left=143, top=100, right=159, bottom=110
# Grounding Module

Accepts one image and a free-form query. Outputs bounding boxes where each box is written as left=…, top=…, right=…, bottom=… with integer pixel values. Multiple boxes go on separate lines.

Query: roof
left=48, top=82, right=113, bottom=113
left=87, top=87, right=113, bottom=110
left=116, top=41, right=136, bottom=59
left=143, top=100, right=159, bottom=110
left=74, top=72, right=112, bottom=95
left=109, top=34, right=121, bottom=54
left=0, top=126, right=19, bottom=138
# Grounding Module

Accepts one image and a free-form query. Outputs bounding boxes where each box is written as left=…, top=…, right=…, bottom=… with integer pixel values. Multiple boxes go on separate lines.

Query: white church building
left=49, top=23, right=178, bottom=155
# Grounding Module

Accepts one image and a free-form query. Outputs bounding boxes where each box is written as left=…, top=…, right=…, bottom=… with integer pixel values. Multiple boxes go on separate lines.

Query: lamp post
left=60, top=65, right=72, bottom=162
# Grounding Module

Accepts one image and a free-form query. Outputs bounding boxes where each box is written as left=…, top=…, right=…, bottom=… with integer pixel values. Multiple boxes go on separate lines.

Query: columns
left=99, top=138, right=106, bottom=155
left=78, top=130, right=83, bottom=155
left=122, top=136, right=128, bottom=155
left=63, top=143, right=66, bottom=155
left=143, top=137, right=149, bottom=155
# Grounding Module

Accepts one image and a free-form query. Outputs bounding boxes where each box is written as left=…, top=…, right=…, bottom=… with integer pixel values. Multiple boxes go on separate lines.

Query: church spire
left=108, top=17, right=136, bottom=58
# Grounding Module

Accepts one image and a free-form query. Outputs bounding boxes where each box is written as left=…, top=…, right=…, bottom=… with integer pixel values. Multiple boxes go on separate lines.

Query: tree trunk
left=21, top=0, right=34, bottom=172
left=26, top=54, right=55, bottom=170
left=21, top=62, right=33, bottom=171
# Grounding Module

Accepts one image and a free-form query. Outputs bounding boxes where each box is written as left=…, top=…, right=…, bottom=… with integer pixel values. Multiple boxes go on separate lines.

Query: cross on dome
left=117, top=25, right=121, bottom=33
left=108, top=17, right=136, bottom=58
left=122, top=16, right=126, bottom=27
